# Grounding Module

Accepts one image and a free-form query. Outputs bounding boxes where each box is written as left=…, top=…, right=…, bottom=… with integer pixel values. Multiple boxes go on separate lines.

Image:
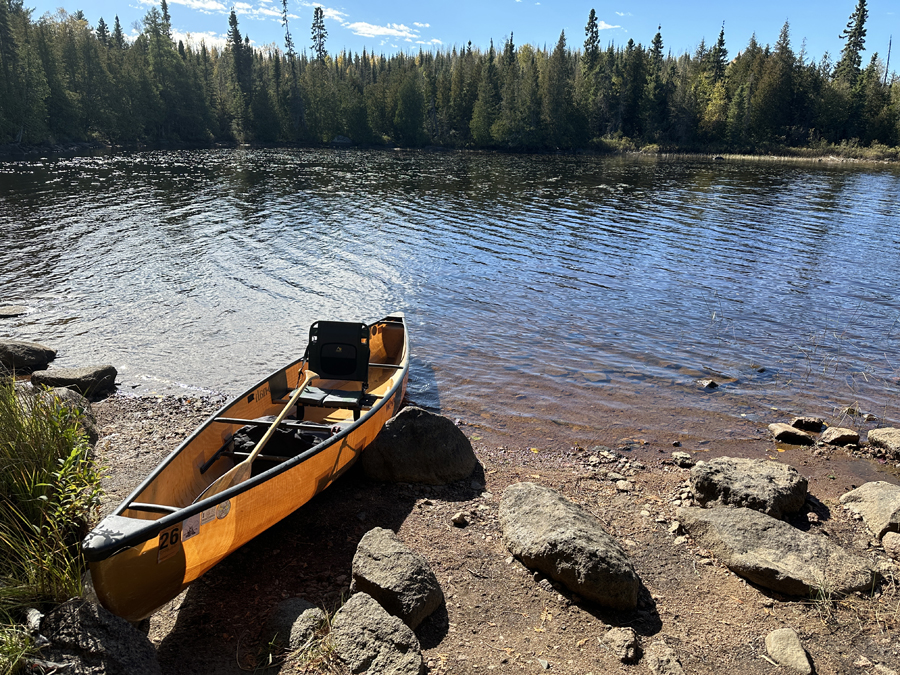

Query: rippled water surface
left=2, top=149, right=900, bottom=441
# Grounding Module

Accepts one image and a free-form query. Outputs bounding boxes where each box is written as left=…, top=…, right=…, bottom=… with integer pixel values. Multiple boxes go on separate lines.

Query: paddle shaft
left=243, top=368, right=318, bottom=466
left=199, top=368, right=318, bottom=500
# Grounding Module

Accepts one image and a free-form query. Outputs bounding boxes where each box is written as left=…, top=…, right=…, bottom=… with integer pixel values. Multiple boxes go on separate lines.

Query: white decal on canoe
left=157, top=524, right=182, bottom=563
left=182, top=513, right=201, bottom=542
left=200, top=506, right=217, bottom=525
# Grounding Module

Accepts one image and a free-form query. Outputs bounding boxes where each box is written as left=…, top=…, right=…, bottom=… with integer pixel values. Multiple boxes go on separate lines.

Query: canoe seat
left=299, top=320, right=371, bottom=420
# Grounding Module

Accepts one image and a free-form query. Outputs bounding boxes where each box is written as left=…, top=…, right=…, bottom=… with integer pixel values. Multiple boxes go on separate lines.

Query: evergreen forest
left=1, top=0, right=898, bottom=155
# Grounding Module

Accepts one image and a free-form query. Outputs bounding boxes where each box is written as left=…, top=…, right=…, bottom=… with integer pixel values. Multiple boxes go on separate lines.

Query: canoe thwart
left=126, top=503, right=181, bottom=514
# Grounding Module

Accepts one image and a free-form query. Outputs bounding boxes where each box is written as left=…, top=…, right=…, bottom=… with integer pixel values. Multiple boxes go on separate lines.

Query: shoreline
left=89, top=389, right=900, bottom=674
left=2, top=139, right=898, bottom=165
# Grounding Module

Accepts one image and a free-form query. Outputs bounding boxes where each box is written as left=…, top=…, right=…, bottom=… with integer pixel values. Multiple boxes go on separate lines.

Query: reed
left=0, top=379, right=103, bottom=674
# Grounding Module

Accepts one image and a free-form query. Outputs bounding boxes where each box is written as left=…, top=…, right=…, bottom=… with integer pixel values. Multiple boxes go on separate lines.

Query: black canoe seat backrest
left=307, top=321, right=369, bottom=383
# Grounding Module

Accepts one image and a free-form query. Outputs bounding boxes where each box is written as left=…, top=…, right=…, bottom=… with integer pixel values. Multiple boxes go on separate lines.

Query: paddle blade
left=201, top=462, right=252, bottom=501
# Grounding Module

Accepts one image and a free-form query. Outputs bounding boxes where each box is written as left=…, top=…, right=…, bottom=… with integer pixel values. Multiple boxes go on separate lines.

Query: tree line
left=0, top=0, right=897, bottom=153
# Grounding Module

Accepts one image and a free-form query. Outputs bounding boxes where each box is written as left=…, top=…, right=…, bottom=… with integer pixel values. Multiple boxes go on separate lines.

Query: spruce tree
left=835, top=0, right=868, bottom=84
left=582, top=9, right=600, bottom=76
left=311, top=7, right=327, bottom=61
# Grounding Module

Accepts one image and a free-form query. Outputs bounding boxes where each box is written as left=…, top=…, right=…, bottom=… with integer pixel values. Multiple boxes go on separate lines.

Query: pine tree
left=835, top=0, right=868, bottom=84
left=96, top=18, right=109, bottom=47
left=160, top=0, right=172, bottom=40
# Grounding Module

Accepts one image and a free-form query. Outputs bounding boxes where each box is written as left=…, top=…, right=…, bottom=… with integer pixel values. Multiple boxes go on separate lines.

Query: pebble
left=452, top=512, right=469, bottom=527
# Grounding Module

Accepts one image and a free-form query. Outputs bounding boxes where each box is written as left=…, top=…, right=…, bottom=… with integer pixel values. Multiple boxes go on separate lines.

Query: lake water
left=2, top=149, right=900, bottom=446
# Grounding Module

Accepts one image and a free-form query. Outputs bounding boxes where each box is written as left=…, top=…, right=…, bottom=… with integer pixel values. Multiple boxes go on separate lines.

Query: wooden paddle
left=200, top=368, right=318, bottom=501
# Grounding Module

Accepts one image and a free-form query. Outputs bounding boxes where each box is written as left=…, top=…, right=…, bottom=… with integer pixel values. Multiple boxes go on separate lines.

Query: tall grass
left=0, top=379, right=103, bottom=673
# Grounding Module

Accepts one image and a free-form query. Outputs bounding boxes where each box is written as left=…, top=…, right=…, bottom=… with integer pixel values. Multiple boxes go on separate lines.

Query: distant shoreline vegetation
left=0, top=0, right=897, bottom=160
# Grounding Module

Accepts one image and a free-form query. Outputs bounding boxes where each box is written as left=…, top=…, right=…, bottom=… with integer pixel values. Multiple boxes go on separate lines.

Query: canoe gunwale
left=83, top=314, right=408, bottom=564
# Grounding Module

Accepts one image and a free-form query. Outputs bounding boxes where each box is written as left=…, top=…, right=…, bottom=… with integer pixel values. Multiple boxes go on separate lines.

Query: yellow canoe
left=83, top=313, right=409, bottom=621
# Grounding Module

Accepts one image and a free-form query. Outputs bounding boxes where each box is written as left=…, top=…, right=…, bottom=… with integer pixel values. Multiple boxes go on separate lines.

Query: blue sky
left=26, top=0, right=898, bottom=70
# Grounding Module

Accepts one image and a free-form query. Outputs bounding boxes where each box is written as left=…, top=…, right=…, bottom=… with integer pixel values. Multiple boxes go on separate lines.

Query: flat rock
left=499, top=482, right=640, bottom=610
left=329, top=592, right=424, bottom=675
left=765, top=628, right=812, bottom=675
left=839, top=482, right=900, bottom=539
left=868, top=428, right=900, bottom=458
left=821, top=427, right=859, bottom=446
left=677, top=506, right=876, bottom=596
left=32, top=365, right=118, bottom=396
left=362, top=406, right=478, bottom=484
left=790, top=416, right=824, bottom=432
left=0, top=305, right=27, bottom=318
left=0, top=339, right=56, bottom=371
left=351, top=527, right=443, bottom=629
left=671, top=451, right=694, bottom=468
left=690, top=457, right=808, bottom=519
left=264, top=598, right=325, bottom=650
left=768, top=423, right=815, bottom=445
left=39, top=599, right=160, bottom=675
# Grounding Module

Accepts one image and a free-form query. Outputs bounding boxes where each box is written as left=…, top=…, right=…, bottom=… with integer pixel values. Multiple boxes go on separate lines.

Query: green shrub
left=0, top=380, right=103, bottom=674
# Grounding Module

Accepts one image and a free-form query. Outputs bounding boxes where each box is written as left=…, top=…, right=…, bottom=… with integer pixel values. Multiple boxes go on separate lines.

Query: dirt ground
left=90, top=393, right=900, bottom=675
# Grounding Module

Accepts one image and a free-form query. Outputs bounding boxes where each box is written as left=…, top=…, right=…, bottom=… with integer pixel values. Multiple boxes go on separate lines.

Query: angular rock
left=839, top=482, right=900, bottom=539
left=499, top=482, right=640, bottom=610
left=671, top=451, right=694, bottom=468
left=677, top=506, right=876, bottom=596
left=329, top=592, right=424, bottom=675
left=645, top=642, right=685, bottom=675
left=0, top=339, right=56, bottom=371
left=765, top=628, right=812, bottom=675
left=361, top=406, right=478, bottom=485
left=820, top=427, right=859, bottom=446
left=768, top=423, right=815, bottom=445
left=32, top=365, right=117, bottom=396
left=39, top=599, right=160, bottom=675
left=264, top=598, right=325, bottom=650
left=0, top=305, right=28, bottom=318
left=690, top=457, right=808, bottom=519
left=883, top=532, right=900, bottom=560
left=868, top=428, right=900, bottom=458
left=351, top=527, right=443, bottom=629
left=790, top=416, right=825, bottom=432
left=601, top=627, right=641, bottom=663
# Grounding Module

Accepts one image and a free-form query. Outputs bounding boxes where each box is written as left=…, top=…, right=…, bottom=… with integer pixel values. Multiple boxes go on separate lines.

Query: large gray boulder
left=329, top=592, right=424, bottom=675
left=351, top=528, right=443, bottom=629
left=362, top=406, right=477, bottom=484
left=38, top=599, right=160, bottom=675
left=867, top=428, right=900, bottom=458
left=690, top=457, right=808, bottom=519
left=32, top=365, right=117, bottom=396
left=264, top=598, right=325, bottom=651
left=15, top=384, right=98, bottom=445
left=677, top=506, right=876, bottom=596
left=499, top=482, right=640, bottom=610
left=839, top=482, right=900, bottom=539
left=0, top=339, right=56, bottom=371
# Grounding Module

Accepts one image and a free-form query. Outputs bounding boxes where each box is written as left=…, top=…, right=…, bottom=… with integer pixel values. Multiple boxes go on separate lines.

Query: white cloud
left=173, top=29, right=228, bottom=50
left=169, top=0, right=228, bottom=12
left=615, top=12, right=632, bottom=17
left=345, top=21, right=420, bottom=39
left=413, top=22, right=429, bottom=28
left=599, top=21, right=620, bottom=30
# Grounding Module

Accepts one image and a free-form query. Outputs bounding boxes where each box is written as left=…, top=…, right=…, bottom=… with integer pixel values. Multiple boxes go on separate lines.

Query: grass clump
left=0, top=378, right=103, bottom=674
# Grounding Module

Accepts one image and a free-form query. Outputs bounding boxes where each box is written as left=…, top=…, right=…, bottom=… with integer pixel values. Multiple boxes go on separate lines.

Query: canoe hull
left=87, top=315, right=408, bottom=621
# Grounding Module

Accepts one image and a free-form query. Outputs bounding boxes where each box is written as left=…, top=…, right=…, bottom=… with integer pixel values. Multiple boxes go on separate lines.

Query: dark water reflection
left=2, top=149, right=899, bottom=442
